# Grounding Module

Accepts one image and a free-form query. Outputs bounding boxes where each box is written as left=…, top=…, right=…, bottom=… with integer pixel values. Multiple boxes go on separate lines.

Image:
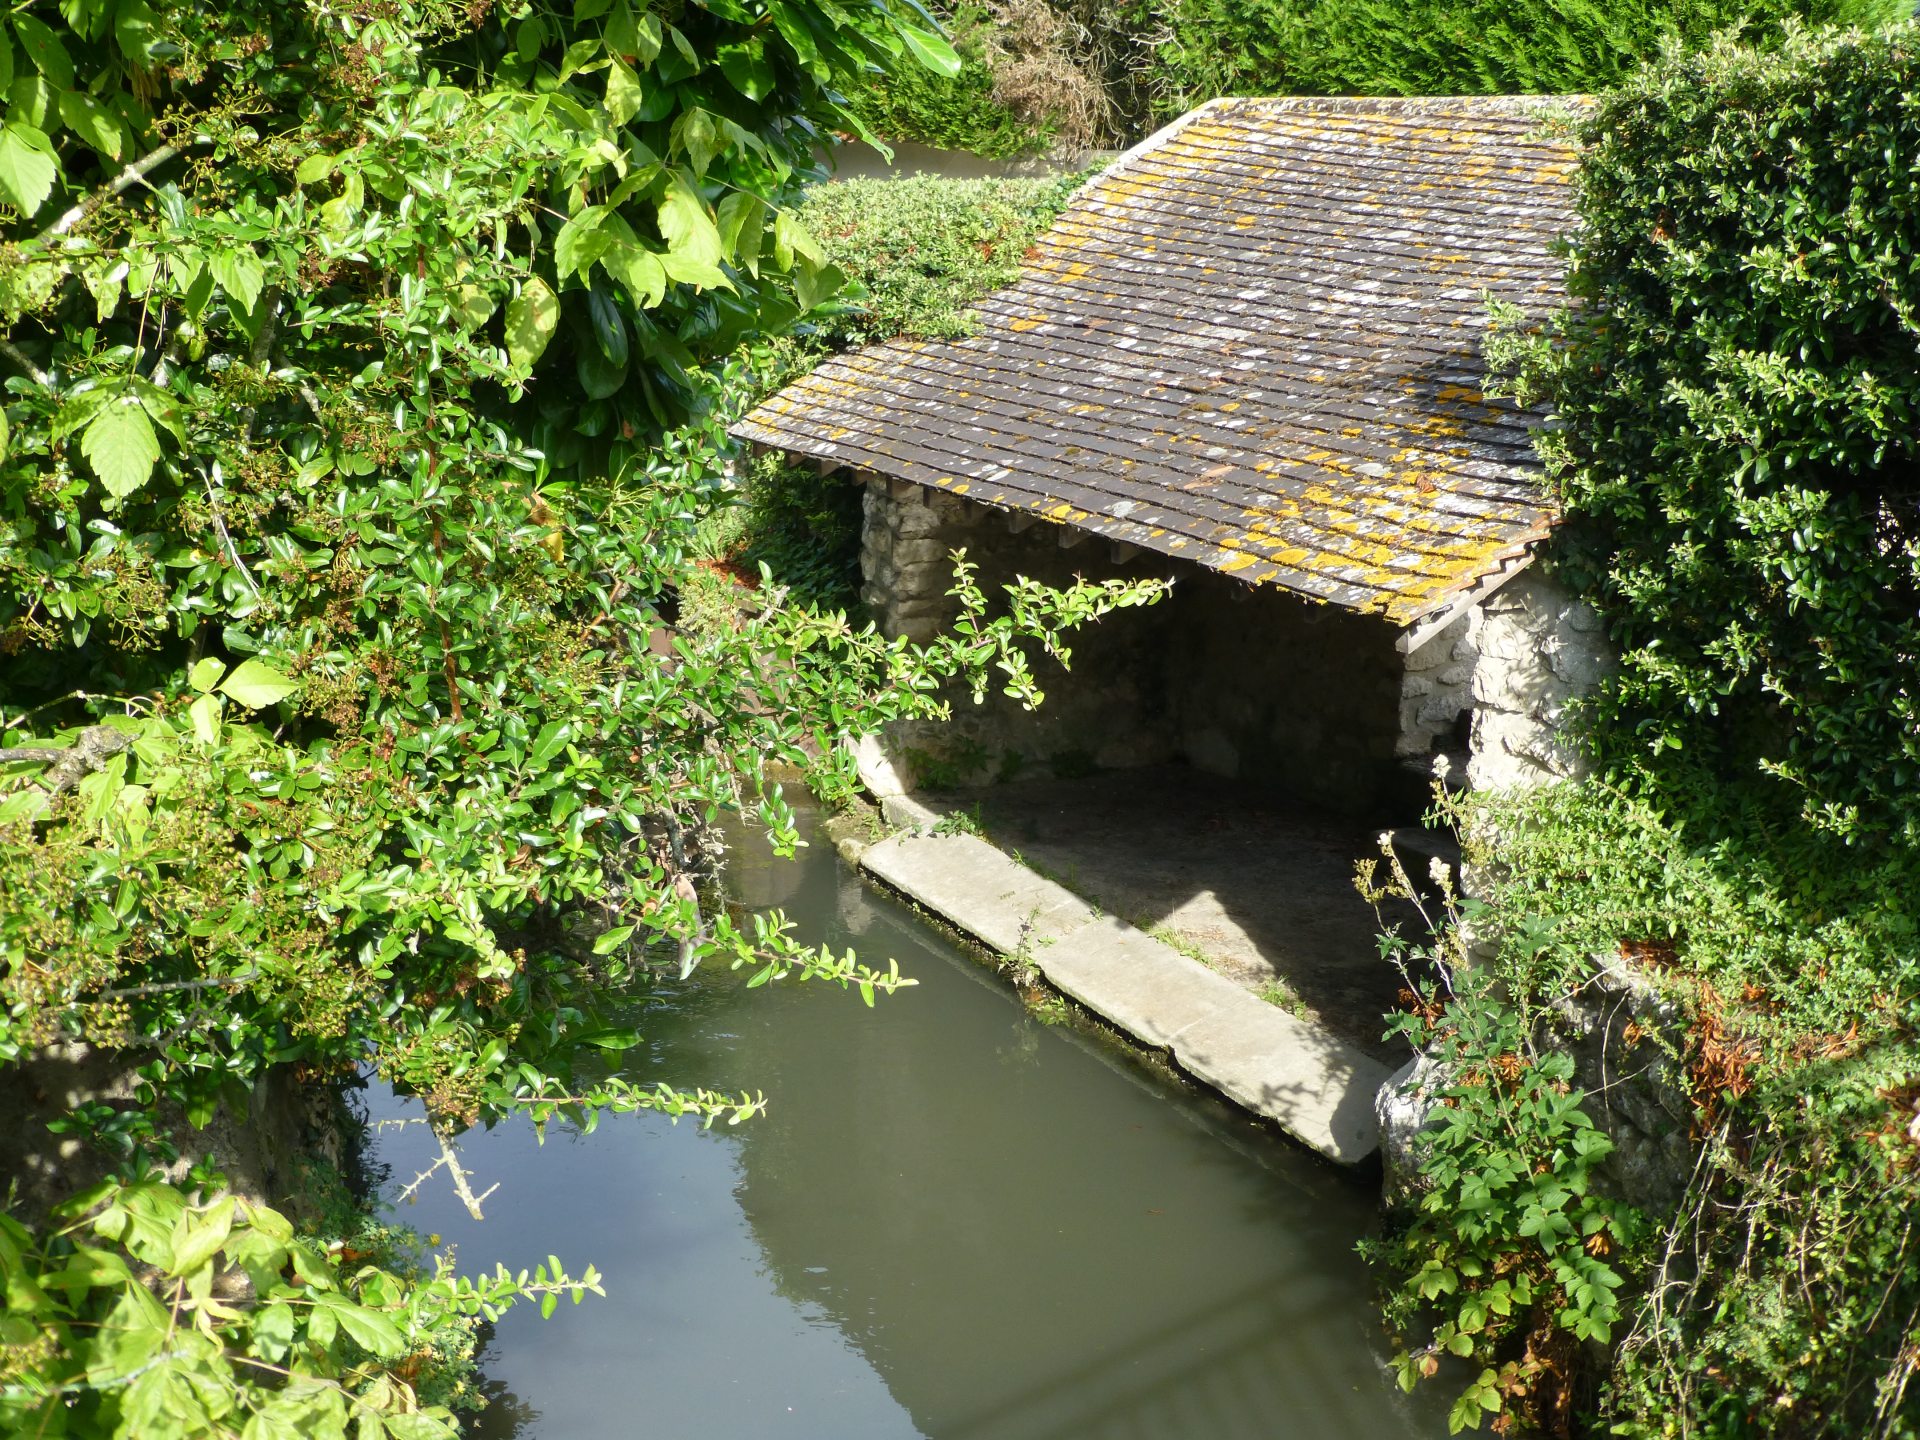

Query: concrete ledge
left=856, top=831, right=1389, bottom=1164
left=861, top=833, right=1094, bottom=955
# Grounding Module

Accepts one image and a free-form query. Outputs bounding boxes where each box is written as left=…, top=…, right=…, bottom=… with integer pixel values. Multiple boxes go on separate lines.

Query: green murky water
left=365, top=801, right=1444, bottom=1439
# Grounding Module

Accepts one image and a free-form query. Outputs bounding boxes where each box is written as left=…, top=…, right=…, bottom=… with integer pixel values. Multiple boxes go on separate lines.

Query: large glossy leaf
left=0, top=122, right=58, bottom=215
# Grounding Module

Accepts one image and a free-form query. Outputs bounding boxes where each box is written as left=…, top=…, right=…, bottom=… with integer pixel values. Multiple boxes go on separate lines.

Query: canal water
left=364, top=801, right=1444, bottom=1440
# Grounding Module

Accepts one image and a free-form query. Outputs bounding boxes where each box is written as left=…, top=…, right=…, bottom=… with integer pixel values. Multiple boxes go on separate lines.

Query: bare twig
left=97, top=967, right=260, bottom=1000
left=200, top=464, right=262, bottom=600
left=0, top=337, right=53, bottom=389
left=433, top=1124, right=497, bottom=1220
left=40, top=142, right=185, bottom=242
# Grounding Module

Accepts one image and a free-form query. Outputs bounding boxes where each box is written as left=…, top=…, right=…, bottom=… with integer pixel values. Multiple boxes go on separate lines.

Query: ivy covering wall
left=1373, top=25, right=1920, bottom=1438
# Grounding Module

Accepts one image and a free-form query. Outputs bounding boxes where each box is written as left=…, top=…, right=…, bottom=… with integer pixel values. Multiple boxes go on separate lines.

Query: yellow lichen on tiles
left=728, top=93, right=1569, bottom=621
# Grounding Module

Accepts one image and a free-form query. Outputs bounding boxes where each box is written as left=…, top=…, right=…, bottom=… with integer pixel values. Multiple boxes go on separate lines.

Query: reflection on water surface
left=365, top=803, right=1444, bottom=1439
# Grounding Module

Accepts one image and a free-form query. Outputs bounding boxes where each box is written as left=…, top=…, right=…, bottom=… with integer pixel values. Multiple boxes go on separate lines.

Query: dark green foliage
left=1141, top=0, right=1898, bottom=128
left=1376, top=27, right=1920, bottom=1437
left=740, top=451, right=866, bottom=610
left=1364, top=965, right=1647, bottom=1437
left=850, top=5, right=1055, bottom=158
left=1406, top=781, right=1920, bottom=1437
left=1496, top=23, right=1920, bottom=844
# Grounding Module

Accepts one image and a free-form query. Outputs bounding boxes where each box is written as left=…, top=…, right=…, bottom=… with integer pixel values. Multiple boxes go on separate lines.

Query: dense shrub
left=1496, top=21, right=1920, bottom=845
left=0, top=0, right=1169, bottom=1428
left=798, top=172, right=1084, bottom=344
left=1141, top=0, right=1902, bottom=118
left=1372, top=27, right=1920, bottom=1438
left=850, top=5, right=1058, bottom=157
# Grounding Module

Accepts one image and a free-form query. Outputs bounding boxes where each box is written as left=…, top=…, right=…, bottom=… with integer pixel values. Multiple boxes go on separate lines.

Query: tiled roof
left=735, top=95, right=1584, bottom=625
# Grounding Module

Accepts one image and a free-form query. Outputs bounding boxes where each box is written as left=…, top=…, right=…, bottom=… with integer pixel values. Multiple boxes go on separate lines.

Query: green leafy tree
left=0, top=0, right=1169, bottom=1430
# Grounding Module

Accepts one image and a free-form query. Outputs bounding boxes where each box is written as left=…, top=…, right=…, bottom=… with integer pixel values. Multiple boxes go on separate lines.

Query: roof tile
left=735, top=95, right=1582, bottom=624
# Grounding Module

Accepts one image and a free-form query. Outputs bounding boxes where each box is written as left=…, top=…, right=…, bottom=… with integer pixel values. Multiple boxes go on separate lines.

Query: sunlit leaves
left=505, top=276, right=560, bottom=369
left=656, top=172, right=730, bottom=288
left=78, top=398, right=159, bottom=498
left=208, top=246, right=265, bottom=314
left=604, top=55, right=643, bottom=126
left=0, top=1182, right=592, bottom=1439
left=0, top=121, right=58, bottom=213
left=219, top=658, right=300, bottom=709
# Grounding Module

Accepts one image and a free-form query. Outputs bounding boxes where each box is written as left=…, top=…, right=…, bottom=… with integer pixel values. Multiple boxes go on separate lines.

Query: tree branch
left=40, top=143, right=185, bottom=242
left=97, top=967, right=261, bottom=1000
left=0, top=337, right=53, bottom=389
left=0, top=725, right=132, bottom=798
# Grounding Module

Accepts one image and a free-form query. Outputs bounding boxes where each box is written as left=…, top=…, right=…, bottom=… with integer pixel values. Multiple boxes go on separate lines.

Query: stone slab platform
left=858, top=831, right=1390, bottom=1164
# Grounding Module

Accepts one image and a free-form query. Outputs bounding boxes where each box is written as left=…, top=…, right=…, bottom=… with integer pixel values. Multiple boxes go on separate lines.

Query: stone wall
left=859, top=478, right=1420, bottom=812
left=0, top=1046, right=346, bottom=1228
left=861, top=477, right=1183, bottom=782
left=1163, top=571, right=1410, bottom=810
left=1464, top=571, right=1612, bottom=792
left=1397, top=612, right=1477, bottom=759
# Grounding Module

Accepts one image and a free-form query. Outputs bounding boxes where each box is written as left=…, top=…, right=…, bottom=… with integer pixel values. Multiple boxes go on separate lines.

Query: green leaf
left=601, top=238, right=666, bottom=308
left=189, top=658, right=226, bottom=693
left=772, top=209, right=824, bottom=269
left=717, top=41, right=774, bottom=102
left=57, top=91, right=123, bottom=160
left=604, top=56, right=643, bottom=127
left=453, top=283, right=497, bottom=332
left=210, top=247, right=266, bottom=314
left=896, top=23, right=962, bottom=78
left=88, top=1284, right=173, bottom=1384
left=382, top=1412, right=458, bottom=1440
left=716, top=192, right=766, bottom=272
left=575, top=1026, right=640, bottom=1049
left=793, top=259, right=844, bottom=316
left=220, top=658, right=300, bottom=709
left=0, top=27, right=13, bottom=92
left=0, top=405, right=8, bottom=463
left=12, top=15, right=74, bottom=89
left=592, top=924, right=635, bottom=955
left=0, top=122, right=59, bottom=215
left=505, top=277, right=559, bottom=370
left=168, top=1196, right=236, bottom=1277
left=586, top=288, right=628, bottom=366
left=671, top=107, right=724, bottom=179
left=554, top=206, right=612, bottom=280
left=81, top=399, right=160, bottom=499
left=295, top=151, right=337, bottom=185
left=657, top=175, right=729, bottom=290
left=316, top=1292, right=404, bottom=1358
left=193, top=692, right=224, bottom=745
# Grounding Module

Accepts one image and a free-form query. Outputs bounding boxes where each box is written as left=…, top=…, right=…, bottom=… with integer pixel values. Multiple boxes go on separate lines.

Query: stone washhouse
left=737, top=95, right=1610, bottom=817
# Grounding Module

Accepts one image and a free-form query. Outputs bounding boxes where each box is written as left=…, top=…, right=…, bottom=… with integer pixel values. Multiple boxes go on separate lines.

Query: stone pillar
left=1397, top=610, right=1478, bottom=758
left=1464, top=571, right=1612, bottom=792
left=858, top=478, right=984, bottom=643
